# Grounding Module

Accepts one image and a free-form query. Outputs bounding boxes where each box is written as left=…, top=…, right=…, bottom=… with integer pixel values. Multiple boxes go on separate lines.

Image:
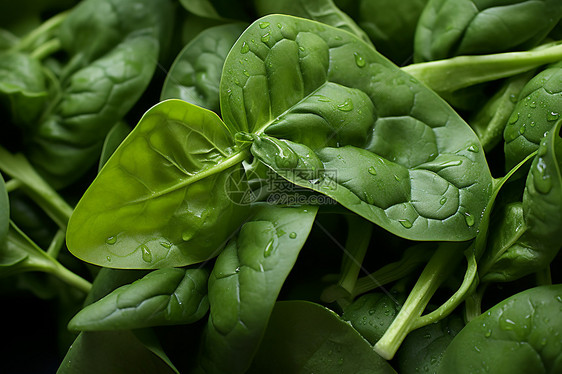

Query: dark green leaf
left=438, top=285, right=562, bottom=374
left=415, top=0, right=562, bottom=62
left=196, top=204, right=318, bottom=374
left=247, top=300, right=397, bottom=374
left=68, top=267, right=209, bottom=331
left=221, top=14, right=492, bottom=241
left=161, top=23, right=247, bottom=113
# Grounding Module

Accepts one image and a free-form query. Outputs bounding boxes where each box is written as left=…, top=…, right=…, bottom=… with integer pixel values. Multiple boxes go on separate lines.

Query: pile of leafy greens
left=1, top=0, right=561, bottom=373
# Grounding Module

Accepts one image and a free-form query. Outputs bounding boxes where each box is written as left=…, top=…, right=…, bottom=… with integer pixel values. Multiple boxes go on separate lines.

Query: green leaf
left=161, top=23, right=247, bottom=113
left=67, top=99, right=250, bottom=269
left=98, top=121, right=132, bottom=171
left=196, top=204, right=318, bottom=374
left=0, top=173, right=8, bottom=244
left=414, top=0, right=562, bottom=62
left=57, top=330, right=179, bottom=374
left=24, top=0, right=173, bottom=188
left=247, top=300, right=397, bottom=374
left=438, top=285, right=562, bottom=374
left=253, top=0, right=372, bottom=45
left=481, top=119, right=562, bottom=282
left=0, top=51, right=47, bottom=125
left=68, top=267, right=209, bottom=331
left=222, top=14, right=492, bottom=241
left=504, top=60, right=562, bottom=172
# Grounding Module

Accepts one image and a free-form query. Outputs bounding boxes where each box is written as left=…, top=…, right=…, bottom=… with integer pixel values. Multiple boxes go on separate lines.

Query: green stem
left=352, top=243, right=433, bottom=298
left=373, top=242, right=465, bottom=360
left=412, top=249, right=477, bottom=330
left=0, top=146, right=73, bottom=229
left=535, top=266, right=552, bottom=286
left=46, top=229, right=66, bottom=258
left=338, top=216, right=372, bottom=294
left=14, top=11, right=68, bottom=53
left=464, top=282, right=487, bottom=322
left=5, top=179, right=22, bottom=192
left=402, top=41, right=562, bottom=93
left=43, top=261, right=92, bottom=294
left=30, top=38, right=62, bottom=60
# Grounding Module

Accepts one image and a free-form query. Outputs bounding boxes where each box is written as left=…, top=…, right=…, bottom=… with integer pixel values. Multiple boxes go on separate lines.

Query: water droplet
left=261, top=32, right=270, bottom=43
left=274, top=148, right=298, bottom=169
left=141, top=245, right=152, bottom=263
left=299, top=46, right=305, bottom=52
left=430, top=356, right=438, bottom=365
left=394, top=175, right=401, bottom=181
left=509, top=94, right=517, bottom=103
left=474, top=345, right=480, bottom=353
left=353, top=52, right=365, bottom=67
left=399, top=219, right=412, bottom=228
left=519, top=125, right=526, bottom=135
left=530, top=101, right=537, bottom=108
left=499, top=317, right=516, bottom=331
left=106, top=236, right=117, bottom=245
left=424, top=333, right=431, bottom=339
left=160, top=241, right=172, bottom=249
left=533, top=161, right=552, bottom=194
left=508, top=112, right=519, bottom=124
left=540, top=337, right=547, bottom=346
left=468, top=144, right=479, bottom=153
left=440, top=160, right=462, bottom=168
left=440, top=197, right=447, bottom=205
left=289, top=232, right=297, bottom=239
left=547, top=111, right=560, bottom=121
left=464, top=212, right=475, bottom=227
left=106, top=256, right=111, bottom=262
left=240, top=41, right=249, bottom=54
left=530, top=121, right=536, bottom=127
left=259, top=21, right=270, bottom=29
left=235, top=266, right=241, bottom=273
left=556, top=295, right=562, bottom=303
left=368, top=309, right=375, bottom=315
left=368, top=166, right=377, bottom=175
left=277, top=23, right=282, bottom=29
left=337, top=99, right=354, bottom=112
left=316, top=95, right=330, bottom=102
left=264, top=239, right=276, bottom=257
left=364, top=192, right=375, bottom=205
left=485, top=330, right=492, bottom=338
left=182, top=227, right=197, bottom=241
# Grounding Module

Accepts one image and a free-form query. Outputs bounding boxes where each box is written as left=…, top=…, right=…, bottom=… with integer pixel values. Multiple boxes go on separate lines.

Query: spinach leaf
left=0, top=173, right=8, bottom=244
left=222, top=15, right=492, bottom=241
left=179, top=0, right=255, bottom=21
left=57, top=330, right=178, bottom=374
left=68, top=267, right=209, bottom=331
left=161, top=23, right=247, bottom=113
left=415, top=0, right=562, bottom=62
left=66, top=99, right=249, bottom=269
left=342, top=290, right=405, bottom=344
left=0, top=51, right=47, bottom=126
left=98, top=121, right=131, bottom=172
left=24, top=0, right=173, bottom=188
left=337, top=0, right=428, bottom=65
left=253, top=0, right=372, bottom=45
left=247, top=300, right=397, bottom=374
left=395, top=313, right=464, bottom=374
left=480, top=120, right=562, bottom=282
left=196, top=204, right=318, bottom=374
left=438, top=284, right=562, bottom=374
left=504, top=60, right=562, bottom=172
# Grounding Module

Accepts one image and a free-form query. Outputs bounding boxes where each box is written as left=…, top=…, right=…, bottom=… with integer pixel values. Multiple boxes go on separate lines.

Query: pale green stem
left=30, top=38, right=62, bottom=60
left=46, top=229, right=66, bottom=258
left=5, top=179, right=22, bottom=193
left=373, top=242, right=465, bottom=360
left=338, top=216, right=373, bottom=294
left=403, top=41, right=562, bottom=93
left=14, top=11, right=68, bottom=53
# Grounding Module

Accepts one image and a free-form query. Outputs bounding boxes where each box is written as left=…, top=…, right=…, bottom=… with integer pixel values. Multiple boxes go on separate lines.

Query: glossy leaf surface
left=438, top=285, right=562, bottom=374
left=482, top=120, right=562, bottom=282
left=247, top=300, right=397, bottom=374
left=68, top=267, right=209, bottom=331
left=196, top=204, right=318, bottom=374
left=504, top=60, right=562, bottom=171
left=161, top=23, right=247, bottom=113
left=25, top=0, right=172, bottom=188
left=415, top=0, right=562, bottom=62
left=67, top=99, right=249, bottom=269
left=222, top=15, right=492, bottom=241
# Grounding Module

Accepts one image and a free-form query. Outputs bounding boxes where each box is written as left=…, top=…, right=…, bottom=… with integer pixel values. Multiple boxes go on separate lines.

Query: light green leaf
left=67, top=99, right=250, bottom=269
